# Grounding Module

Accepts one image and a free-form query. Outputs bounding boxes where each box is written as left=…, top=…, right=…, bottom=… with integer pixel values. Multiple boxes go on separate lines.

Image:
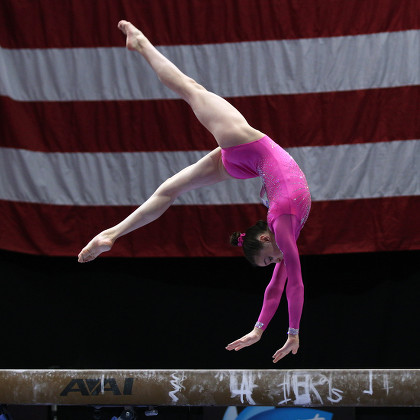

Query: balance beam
left=0, top=369, right=418, bottom=407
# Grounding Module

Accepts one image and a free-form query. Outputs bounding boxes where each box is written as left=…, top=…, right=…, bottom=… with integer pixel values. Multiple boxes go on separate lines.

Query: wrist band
left=255, top=322, right=264, bottom=329
left=287, top=327, right=299, bottom=335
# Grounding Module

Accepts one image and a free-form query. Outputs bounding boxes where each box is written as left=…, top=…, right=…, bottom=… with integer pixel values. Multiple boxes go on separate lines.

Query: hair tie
left=237, top=233, right=246, bottom=247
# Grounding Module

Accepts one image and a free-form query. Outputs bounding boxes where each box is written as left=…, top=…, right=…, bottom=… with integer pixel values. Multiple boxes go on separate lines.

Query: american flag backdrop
left=0, top=0, right=419, bottom=257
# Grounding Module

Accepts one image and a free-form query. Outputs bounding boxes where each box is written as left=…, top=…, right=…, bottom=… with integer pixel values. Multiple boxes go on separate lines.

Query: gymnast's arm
left=225, top=261, right=287, bottom=351
left=271, top=213, right=304, bottom=363
left=78, top=148, right=231, bottom=262
left=256, top=260, right=287, bottom=330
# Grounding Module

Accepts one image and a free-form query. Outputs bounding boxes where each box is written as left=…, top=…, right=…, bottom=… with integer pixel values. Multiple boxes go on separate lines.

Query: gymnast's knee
left=183, top=77, right=207, bottom=100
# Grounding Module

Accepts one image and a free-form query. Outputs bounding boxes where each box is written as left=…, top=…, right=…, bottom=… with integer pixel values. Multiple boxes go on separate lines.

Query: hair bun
left=229, top=231, right=242, bottom=247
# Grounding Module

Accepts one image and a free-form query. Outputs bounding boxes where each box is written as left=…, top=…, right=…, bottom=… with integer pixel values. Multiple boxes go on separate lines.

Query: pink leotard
left=221, top=135, right=311, bottom=331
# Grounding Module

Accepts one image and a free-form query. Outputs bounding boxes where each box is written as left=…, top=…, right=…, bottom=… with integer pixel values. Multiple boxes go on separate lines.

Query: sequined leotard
left=221, top=135, right=311, bottom=332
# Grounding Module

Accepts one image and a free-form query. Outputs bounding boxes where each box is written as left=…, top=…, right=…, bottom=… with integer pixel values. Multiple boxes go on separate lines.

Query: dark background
left=1, top=249, right=418, bottom=369
left=1, top=249, right=419, bottom=419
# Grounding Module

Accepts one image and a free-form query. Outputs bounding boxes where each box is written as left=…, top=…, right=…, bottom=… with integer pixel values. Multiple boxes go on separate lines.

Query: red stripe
left=1, top=197, right=419, bottom=257
left=1, top=0, right=419, bottom=48
left=2, top=86, right=419, bottom=152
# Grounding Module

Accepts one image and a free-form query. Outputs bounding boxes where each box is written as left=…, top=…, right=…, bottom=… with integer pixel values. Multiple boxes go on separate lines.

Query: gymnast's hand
left=226, top=327, right=263, bottom=351
left=78, top=229, right=115, bottom=263
left=272, top=336, right=299, bottom=363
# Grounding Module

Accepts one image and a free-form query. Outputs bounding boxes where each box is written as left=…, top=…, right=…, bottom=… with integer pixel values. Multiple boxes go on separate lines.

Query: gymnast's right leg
left=117, top=20, right=264, bottom=148
left=78, top=22, right=261, bottom=263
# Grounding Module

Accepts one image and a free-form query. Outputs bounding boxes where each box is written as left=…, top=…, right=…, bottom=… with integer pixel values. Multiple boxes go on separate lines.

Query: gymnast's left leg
left=117, top=20, right=264, bottom=149
left=78, top=21, right=261, bottom=263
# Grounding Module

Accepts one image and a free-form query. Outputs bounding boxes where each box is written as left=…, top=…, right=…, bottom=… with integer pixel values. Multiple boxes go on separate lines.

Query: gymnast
left=78, top=21, right=311, bottom=363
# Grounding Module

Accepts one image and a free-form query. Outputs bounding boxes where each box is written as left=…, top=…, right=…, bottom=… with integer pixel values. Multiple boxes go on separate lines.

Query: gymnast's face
left=255, top=232, right=283, bottom=267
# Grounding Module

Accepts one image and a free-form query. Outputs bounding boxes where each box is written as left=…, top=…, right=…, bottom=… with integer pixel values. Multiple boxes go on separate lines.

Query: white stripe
left=0, top=141, right=418, bottom=206
left=1, top=30, right=419, bottom=101
left=291, top=140, right=420, bottom=201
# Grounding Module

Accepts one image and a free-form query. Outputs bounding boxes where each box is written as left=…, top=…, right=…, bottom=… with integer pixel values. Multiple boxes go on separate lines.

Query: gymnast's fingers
left=272, top=349, right=287, bottom=363
left=226, top=336, right=251, bottom=350
left=226, top=339, right=243, bottom=350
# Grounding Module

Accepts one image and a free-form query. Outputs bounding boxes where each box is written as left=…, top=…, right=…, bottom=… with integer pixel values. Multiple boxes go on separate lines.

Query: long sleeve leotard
left=257, top=214, right=304, bottom=330
left=221, top=135, right=311, bottom=331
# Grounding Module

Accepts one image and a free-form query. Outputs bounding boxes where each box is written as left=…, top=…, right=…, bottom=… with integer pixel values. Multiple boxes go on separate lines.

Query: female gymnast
left=78, top=21, right=311, bottom=363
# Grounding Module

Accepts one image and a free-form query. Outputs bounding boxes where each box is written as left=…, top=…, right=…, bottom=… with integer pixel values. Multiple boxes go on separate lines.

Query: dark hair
left=230, top=220, right=268, bottom=265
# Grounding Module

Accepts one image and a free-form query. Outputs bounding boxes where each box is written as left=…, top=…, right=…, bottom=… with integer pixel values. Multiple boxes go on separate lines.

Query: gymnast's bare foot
left=78, top=230, right=115, bottom=263
left=117, top=20, right=147, bottom=52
